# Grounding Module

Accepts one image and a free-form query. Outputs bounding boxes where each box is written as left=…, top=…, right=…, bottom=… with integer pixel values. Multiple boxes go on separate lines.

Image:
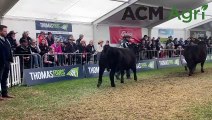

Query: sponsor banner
left=136, top=60, right=157, bottom=71
left=85, top=64, right=109, bottom=78
left=35, top=20, right=72, bottom=32
left=157, top=57, right=181, bottom=68
left=190, top=31, right=206, bottom=38
left=85, top=60, right=156, bottom=77
left=181, top=54, right=212, bottom=65
left=158, top=29, right=174, bottom=37
left=180, top=55, right=187, bottom=66
left=109, top=26, right=142, bottom=44
left=24, top=65, right=83, bottom=86
left=206, top=54, right=212, bottom=62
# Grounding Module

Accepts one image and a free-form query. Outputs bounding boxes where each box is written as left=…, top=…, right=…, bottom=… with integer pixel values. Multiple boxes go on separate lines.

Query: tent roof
left=4, top=0, right=123, bottom=23
left=3, top=0, right=212, bottom=29
left=94, top=0, right=212, bottom=27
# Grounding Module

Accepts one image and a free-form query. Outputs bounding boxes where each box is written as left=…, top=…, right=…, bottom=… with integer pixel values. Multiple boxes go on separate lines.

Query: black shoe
left=2, top=95, right=14, bottom=99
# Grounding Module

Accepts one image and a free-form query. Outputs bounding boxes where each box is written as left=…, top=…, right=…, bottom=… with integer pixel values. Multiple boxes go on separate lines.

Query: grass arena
left=1, top=63, right=212, bottom=120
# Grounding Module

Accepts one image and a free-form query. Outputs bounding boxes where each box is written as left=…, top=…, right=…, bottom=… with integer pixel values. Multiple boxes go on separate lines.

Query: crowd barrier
left=41, top=53, right=97, bottom=67
left=1, top=48, right=212, bottom=87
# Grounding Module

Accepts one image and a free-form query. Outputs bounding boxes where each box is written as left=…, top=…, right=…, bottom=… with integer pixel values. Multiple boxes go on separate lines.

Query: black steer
left=97, top=47, right=137, bottom=87
left=183, top=41, right=207, bottom=76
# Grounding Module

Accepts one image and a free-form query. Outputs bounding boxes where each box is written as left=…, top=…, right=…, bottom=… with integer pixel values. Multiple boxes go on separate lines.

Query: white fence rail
left=0, top=57, right=21, bottom=91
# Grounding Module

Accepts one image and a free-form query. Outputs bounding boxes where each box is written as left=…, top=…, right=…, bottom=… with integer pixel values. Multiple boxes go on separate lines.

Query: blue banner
left=23, top=65, right=83, bottom=86
left=85, top=64, right=109, bottom=78
left=180, top=54, right=212, bottom=65
left=206, top=54, right=212, bottom=62
left=136, top=60, right=157, bottom=72
left=35, top=20, right=72, bottom=32
left=85, top=60, right=157, bottom=78
left=180, top=55, right=187, bottom=66
left=157, top=57, right=181, bottom=68
left=158, top=29, right=174, bottom=36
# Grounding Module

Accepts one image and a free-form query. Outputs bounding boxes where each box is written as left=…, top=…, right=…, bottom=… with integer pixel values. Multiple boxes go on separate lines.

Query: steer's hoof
left=111, top=84, right=116, bottom=87
left=121, top=81, right=124, bottom=84
left=97, top=84, right=101, bottom=88
left=115, top=76, right=120, bottom=80
left=201, top=70, right=204, bottom=73
left=188, top=74, right=192, bottom=76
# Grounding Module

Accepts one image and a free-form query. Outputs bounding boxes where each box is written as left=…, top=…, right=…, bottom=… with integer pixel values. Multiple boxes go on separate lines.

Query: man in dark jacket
left=65, top=36, right=78, bottom=65
left=86, top=40, right=97, bottom=64
left=7, top=31, right=18, bottom=53
left=120, top=35, right=130, bottom=48
left=20, top=31, right=32, bottom=44
left=46, top=32, right=54, bottom=46
left=15, top=39, right=32, bottom=69
left=0, top=25, right=14, bottom=100
left=76, top=34, right=84, bottom=45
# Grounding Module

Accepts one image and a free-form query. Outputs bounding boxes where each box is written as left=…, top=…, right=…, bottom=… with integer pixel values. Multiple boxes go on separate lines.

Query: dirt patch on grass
left=54, top=69, right=212, bottom=120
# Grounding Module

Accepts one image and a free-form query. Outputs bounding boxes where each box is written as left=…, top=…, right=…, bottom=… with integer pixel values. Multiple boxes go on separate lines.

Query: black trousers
left=0, top=62, right=10, bottom=96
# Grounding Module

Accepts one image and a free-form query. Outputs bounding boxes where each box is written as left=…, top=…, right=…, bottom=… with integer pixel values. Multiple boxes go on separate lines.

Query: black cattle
left=183, top=41, right=207, bottom=76
left=97, top=47, right=137, bottom=87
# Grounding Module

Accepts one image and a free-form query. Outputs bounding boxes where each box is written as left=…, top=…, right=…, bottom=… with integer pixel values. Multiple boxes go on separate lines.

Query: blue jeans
left=32, top=54, right=41, bottom=68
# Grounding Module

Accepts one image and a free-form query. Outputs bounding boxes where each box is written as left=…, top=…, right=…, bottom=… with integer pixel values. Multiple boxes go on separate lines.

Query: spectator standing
left=140, top=35, right=148, bottom=43
left=76, top=34, right=84, bottom=45
left=15, top=39, right=32, bottom=76
left=97, top=40, right=104, bottom=57
left=78, top=40, right=87, bottom=64
left=44, top=47, right=58, bottom=67
left=178, top=38, right=184, bottom=47
left=46, top=32, right=54, bottom=46
left=51, top=40, right=63, bottom=66
left=6, top=31, right=18, bottom=52
left=120, top=35, right=130, bottom=48
left=30, top=39, right=41, bottom=68
left=104, top=40, right=110, bottom=50
left=173, top=38, right=179, bottom=49
left=0, top=25, right=14, bottom=100
left=39, top=39, right=49, bottom=57
left=38, top=31, right=47, bottom=45
left=86, top=40, right=97, bottom=64
left=65, top=36, right=78, bottom=65
left=20, top=31, right=32, bottom=44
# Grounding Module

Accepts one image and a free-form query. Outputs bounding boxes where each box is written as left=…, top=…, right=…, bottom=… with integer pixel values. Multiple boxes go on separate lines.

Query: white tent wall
left=2, top=18, right=37, bottom=40
left=93, top=24, right=148, bottom=47
left=2, top=17, right=150, bottom=47
left=151, top=28, right=186, bottom=39
left=1, top=18, right=93, bottom=44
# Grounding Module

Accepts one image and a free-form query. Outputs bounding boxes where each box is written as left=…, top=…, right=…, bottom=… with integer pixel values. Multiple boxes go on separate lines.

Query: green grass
left=191, top=102, right=212, bottom=120
left=1, top=63, right=212, bottom=120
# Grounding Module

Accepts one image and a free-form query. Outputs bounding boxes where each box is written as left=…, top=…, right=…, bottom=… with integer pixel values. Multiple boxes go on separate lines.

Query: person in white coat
left=96, top=40, right=104, bottom=61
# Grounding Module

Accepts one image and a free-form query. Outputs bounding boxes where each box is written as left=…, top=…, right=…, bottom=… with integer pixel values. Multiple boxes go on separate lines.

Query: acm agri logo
left=122, top=4, right=209, bottom=23
left=29, top=67, right=79, bottom=80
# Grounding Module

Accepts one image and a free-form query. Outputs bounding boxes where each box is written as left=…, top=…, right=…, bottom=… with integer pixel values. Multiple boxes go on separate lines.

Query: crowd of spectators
left=8, top=31, right=107, bottom=69
left=6, top=30, right=212, bottom=69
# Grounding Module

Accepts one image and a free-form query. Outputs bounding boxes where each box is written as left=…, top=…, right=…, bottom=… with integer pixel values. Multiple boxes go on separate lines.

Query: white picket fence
left=0, top=56, right=22, bottom=91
